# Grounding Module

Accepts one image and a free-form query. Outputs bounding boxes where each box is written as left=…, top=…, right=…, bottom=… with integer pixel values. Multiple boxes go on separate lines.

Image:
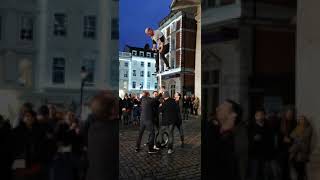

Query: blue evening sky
left=119, top=0, right=172, bottom=51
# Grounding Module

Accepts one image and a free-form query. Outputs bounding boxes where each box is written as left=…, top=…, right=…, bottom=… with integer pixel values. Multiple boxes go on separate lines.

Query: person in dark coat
left=52, top=110, right=81, bottom=180
left=204, top=99, right=243, bottom=180
left=160, top=91, right=181, bottom=154
left=12, top=110, right=45, bottom=180
left=248, top=108, right=269, bottom=180
left=86, top=91, right=119, bottom=180
left=182, top=95, right=190, bottom=120
left=0, top=115, right=13, bottom=180
left=135, top=91, right=158, bottom=154
left=174, top=92, right=184, bottom=147
left=122, top=94, right=133, bottom=125
left=152, top=90, right=162, bottom=147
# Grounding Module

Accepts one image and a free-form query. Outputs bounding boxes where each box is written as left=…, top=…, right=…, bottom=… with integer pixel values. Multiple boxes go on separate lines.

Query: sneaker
left=165, top=67, right=171, bottom=71
left=168, top=149, right=174, bottom=154
left=135, top=148, right=140, bottom=152
left=153, top=145, right=160, bottom=150
left=148, top=149, right=158, bottom=154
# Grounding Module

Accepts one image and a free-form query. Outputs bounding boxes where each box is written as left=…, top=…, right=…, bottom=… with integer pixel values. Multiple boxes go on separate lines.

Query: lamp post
left=80, top=66, right=88, bottom=120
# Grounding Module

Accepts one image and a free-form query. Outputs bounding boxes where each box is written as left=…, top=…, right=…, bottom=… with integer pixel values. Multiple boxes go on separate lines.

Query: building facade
left=157, top=10, right=197, bottom=98
left=119, top=46, right=157, bottom=97
left=0, top=0, right=119, bottom=120
left=202, top=0, right=296, bottom=118
left=203, top=0, right=320, bottom=178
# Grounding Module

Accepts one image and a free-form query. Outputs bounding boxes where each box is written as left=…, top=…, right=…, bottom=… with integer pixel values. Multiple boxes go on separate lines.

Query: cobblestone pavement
left=119, top=115, right=201, bottom=180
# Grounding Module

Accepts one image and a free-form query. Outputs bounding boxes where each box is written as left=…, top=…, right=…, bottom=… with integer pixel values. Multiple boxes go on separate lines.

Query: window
left=111, top=18, right=119, bottom=40
left=54, top=13, right=67, bottom=36
left=123, top=81, right=128, bottom=89
left=141, top=62, right=144, bottom=67
left=154, top=82, right=158, bottom=89
left=83, top=16, right=96, bottom=39
left=221, top=0, right=236, bottom=6
left=132, top=81, right=136, bottom=88
left=124, top=62, right=128, bottom=67
left=147, top=71, right=150, bottom=77
left=208, top=0, right=216, bottom=7
left=139, top=51, right=144, bottom=57
left=82, top=59, right=95, bottom=84
left=52, top=57, right=65, bottom=84
left=20, top=16, right=34, bottom=40
left=132, top=50, right=137, bottom=56
left=139, top=82, right=143, bottom=89
left=148, top=62, right=151, bottom=67
left=171, top=33, right=176, bottom=51
left=140, top=71, right=144, bottom=77
left=124, top=71, right=128, bottom=78
left=133, top=70, right=136, bottom=76
left=146, top=52, right=151, bottom=58
left=147, top=82, right=150, bottom=89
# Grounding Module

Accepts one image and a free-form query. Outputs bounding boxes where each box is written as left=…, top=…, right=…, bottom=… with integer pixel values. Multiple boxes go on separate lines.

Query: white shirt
left=151, top=30, right=168, bottom=46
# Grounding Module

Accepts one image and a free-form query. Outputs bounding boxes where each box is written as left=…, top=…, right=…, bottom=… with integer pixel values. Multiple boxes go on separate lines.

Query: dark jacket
left=160, top=98, right=181, bottom=126
left=12, top=122, right=45, bottom=171
left=87, top=119, right=118, bottom=180
left=140, top=96, right=156, bottom=130
left=248, top=121, right=269, bottom=160
left=122, top=98, right=133, bottom=112
left=205, top=121, right=241, bottom=180
left=0, top=120, right=13, bottom=180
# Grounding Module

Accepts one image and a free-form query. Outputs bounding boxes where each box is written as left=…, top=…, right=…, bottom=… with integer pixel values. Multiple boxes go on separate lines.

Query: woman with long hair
left=289, top=115, right=313, bottom=180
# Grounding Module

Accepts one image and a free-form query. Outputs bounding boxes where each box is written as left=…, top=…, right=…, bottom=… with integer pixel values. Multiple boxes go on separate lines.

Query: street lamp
left=80, top=66, right=88, bottom=120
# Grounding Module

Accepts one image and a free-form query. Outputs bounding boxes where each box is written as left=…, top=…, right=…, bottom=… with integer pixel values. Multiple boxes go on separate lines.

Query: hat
left=163, top=91, right=170, bottom=98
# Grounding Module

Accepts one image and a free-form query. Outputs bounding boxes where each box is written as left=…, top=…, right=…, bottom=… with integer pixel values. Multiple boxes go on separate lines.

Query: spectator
left=52, top=110, right=81, bottom=180
left=174, top=92, right=184, bottom=147
left=12, top=110, right=44, bottom=180
left=87, top=91, right=119, bottom=180
left=279, top=106, right=297, bottom=180
left=122, top=94, right=133, bottom=125
left=190, top=95, right=195, bottom=115
left=183, top=95, right=190, bottom=120
left=193, top=96, right=200, bottom=116
left=248, top=108, right=269, bottom=180
left=289, top=115, right=312, bottom=180
left=0, top=115, right=13, bottom=180
left=132, top=97, right=141, bottom=127
left=205, top=99, right=243, bottom=180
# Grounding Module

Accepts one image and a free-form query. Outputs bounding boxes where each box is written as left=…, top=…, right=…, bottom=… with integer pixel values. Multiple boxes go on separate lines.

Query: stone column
left=36, top=0, right=48, bottom=91
left=194, top=5, right=201, bottom=115
left=296, top=0, right=320, bottom=179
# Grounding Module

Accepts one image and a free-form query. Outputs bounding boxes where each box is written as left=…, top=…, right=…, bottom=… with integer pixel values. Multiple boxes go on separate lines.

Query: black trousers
left=136, top=124, right=155, bottom=150
left=175, top=122, right=184, bottom=142
left=155, top=44, right=170, bottom=72
left=293, top=161, right=306, bottom=180
left=168, top=124, right=175, bottom=150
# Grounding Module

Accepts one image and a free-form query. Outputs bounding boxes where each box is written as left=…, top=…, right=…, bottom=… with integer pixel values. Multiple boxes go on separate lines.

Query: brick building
left=157, top=11, right=197, bottom=97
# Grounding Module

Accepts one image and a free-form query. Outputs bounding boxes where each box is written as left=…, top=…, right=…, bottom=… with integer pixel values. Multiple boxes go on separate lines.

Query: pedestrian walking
left=174, top=92, right=184, bottom=147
